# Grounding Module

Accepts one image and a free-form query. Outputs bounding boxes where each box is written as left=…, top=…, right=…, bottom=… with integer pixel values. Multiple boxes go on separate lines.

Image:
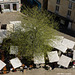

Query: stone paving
left=2, top=68, right=75, bottom=75
left=0, top=12, right=23, bottom=26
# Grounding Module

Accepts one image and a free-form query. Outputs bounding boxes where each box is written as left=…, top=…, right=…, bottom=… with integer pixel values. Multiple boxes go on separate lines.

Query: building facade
left=47, top=0, right=75, bottom=31
left=0, top=0, right=21, bottom=13
left=38, top=0, right=48, bottom=9
left=39, top=0, right=75, bottom=31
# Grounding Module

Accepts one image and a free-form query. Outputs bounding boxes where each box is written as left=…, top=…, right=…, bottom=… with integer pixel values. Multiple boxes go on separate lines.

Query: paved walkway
left=0, top=12, right=23, bottom=24
left=3, top=68, right=75, bottom=75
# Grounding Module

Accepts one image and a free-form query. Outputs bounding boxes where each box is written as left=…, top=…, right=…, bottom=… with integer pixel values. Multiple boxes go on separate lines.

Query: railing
left=55, top=10, right=59, bottom=14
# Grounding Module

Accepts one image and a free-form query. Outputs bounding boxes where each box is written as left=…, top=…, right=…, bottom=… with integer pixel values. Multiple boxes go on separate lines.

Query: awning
left=0, top=60, right=6, bottom=70
left=0, top=30, right=3, bottom=37
left=49, top=36, right=75, bottom=53
left=10, top=46, right=18, bottom=55
left=0, top=30, right=7, bottom=44
left=10, top=21, right=21, bottom=25
left=47, top=51, right=59, bottom=63
left=54, top=44, right=67, bottom=53
left=73, top=50, right=75, bottom=60
left=10, top=21, right=21, bottom=31
left=62, top=38, right=75, bottom=49
left=0, top=37, right=3, bottom=44
left=49, top=37, right=67, bottom=53
left=7, top=24, right=13, bottom=32
left=34, top=53, right=45, bottom=64
left=0, top=30, right=7, bottom=39
left=57, top=55, right=71, bottom=68
left=10, top=57, right=22, bottom=69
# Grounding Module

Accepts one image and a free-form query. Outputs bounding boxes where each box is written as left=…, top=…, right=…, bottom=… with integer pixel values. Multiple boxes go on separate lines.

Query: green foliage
left=8, top=6, right=58, bottom=60
left=21, top=6, right=59, bottom=29
left=1, top=38, right=12, bottom=53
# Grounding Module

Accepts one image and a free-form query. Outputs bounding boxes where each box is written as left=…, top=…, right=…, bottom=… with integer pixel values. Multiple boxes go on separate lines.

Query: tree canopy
left=3, top=7, right=59, bottom=60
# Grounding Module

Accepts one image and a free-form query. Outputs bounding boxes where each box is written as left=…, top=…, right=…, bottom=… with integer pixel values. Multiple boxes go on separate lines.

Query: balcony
left=55, top=10, right=59, bottom=14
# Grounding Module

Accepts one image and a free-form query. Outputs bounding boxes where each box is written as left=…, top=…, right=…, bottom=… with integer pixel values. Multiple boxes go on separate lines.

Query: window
left=55, top=6, right=59, bottom=13
left=56, top=0, right=60, bottom=4
left=68, top=2, right=72, bottom=9
left=13, top=4, right=17, bottom=10
left=67, top=10, right=71, bottom=18
left=67, top=10, right=71, bottom=16
left=4, top=4, right=10, bottom=9
left=56, top=6, right=59, bottom=11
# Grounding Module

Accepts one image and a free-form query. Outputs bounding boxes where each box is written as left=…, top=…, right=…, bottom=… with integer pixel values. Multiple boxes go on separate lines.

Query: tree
left=8, top=7, right=58, bottom=61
